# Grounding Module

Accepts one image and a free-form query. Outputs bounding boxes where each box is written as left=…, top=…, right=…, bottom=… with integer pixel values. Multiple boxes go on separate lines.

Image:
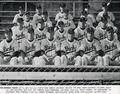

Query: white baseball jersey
left=0, top=39, right=19, bottom=56
left=12, top=26, right=28, bottom=42
left=57, top=18, right=75, bottom=32
left=74, top=27, right=86, bottom=42
left=61, top=40, right=80, bottom=60
left=55, top=12, right=73, bottom=21
left=54, top=29, right=67, bottom=43
left=34, top=27, right=47, bottom=43
left=41, top=38, right=59, bottom=58
left=80, top=38, right=102, bottom=56
left=23, top=39, right=41, bottom=57
left=101, top=38, right=120, bottom=56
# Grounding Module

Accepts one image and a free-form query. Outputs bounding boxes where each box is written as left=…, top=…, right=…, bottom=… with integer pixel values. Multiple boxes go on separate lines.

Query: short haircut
left=68, top=28, right=74, bottom=35
left=42, top=11, right=48, bottom=16
left=64, top=9, right=69, bottom=14
left=17, top=18, right=24, bottom=23
left=58, top=21, right=64, bottom=26
left=37, top=18, right=44, bottom=24
left=36, top=5, right=41, bottom=9
left=47, top=27, right=54, bottom=33
left=86, top=27, right=95, bottom=34
left=80, top=16, right=87, bottom=22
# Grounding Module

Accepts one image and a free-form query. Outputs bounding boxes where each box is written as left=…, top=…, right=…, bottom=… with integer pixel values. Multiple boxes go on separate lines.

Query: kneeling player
left=101, top=26, right=120, bottom=66
left=76, top=27, right=104, bottom=66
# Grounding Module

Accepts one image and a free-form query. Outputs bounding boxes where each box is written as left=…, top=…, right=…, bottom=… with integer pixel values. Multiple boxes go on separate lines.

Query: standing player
left=13, top=6, right=24, bottom=24
left=101, top=26, right=120, bottom=66
left=55, top=3, right=73, bottom=22
left=0, top=29, right=19, bottom=65
left=54, top=21, right=67, bottom=43
left=32, top=5, right=42, bottom=30
left=24, top=12, right=33, bottom=29
left=61, top=28, right=80, bottom=65
left=74, top=16, right=87, bottom=44
left=77, top=27, right=104, bottom=66
left=34, top=18, right=47, bottom=44
left=96, top=2, right=115, bottom=22
left=56, top=9, right=75, bottom=32
left=42, top=11, right=52, bottom=28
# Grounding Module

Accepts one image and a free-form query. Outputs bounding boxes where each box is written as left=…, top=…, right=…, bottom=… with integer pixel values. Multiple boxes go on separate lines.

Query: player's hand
left=4, top=56, right=11, bottom=62
left=90, top=55, right=97, bottom=61
left=111, top=56, right=116, bottom=61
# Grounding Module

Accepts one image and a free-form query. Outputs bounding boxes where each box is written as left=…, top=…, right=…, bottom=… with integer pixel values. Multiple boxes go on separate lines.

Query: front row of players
left=0, top=24, right=120, bottom=66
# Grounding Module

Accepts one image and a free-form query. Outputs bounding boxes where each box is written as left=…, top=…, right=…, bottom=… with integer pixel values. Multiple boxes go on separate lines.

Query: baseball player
left=61, top=28, right=80, bottom=65
left=74, top=16, right=87, bottom=44
left=55, top=3, right=73, bottom=22
left=96, top=2, right=115, bottom=22
left=76, top=27, right=104, bottom=66
left=24, top=11, right=33, bottom=29
left=0, top=29, right=19, bottom=65
left=101, top=26, right=120, bottom=66
left=54, top=21, right=67, bottom=43
left=32, top=5, right=42, bottom=30
left=56, top=9, right=75, bottom=32
left=34, top=18, right=47, bottom=44
left=42, top=11, right=53, bottom=28
left=13, top=6, right=24, bottom=24
left=40, top=27, right=60, bottom=65
left=12, top=18, right=28, bottom=42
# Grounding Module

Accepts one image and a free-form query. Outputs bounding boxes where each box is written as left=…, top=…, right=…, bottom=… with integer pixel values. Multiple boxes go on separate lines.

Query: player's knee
left=53, top=56, right=61, bottom=66
left=10, top=57, right=18, bottom=65
left=74, top=56, right=82, bottom=66
left=61, top=55, right=68, bottom=66
left=17, top=56, right=25, bottom=65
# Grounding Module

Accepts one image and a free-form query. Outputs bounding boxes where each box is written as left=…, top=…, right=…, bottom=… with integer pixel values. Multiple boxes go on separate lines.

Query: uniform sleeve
left=55, top=13, right=59, bottom=21
left=13, top=14, right=19, bottom=24
left=96, top=12, right=102, bottom=22
left=110, top=12, right=115, bottom=22
left=116, top=41, right=120, bottom=51
left=0, top=41, right=4, bottom=52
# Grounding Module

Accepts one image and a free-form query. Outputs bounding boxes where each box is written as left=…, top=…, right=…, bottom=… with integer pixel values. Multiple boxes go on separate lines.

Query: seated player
left=101, top=26, right=120, bottom=66
left=41, top=27, right=60, bottom=65
left=0, top=29, right=19, bottom=65
left=55, top=3, right=73, bottom=22
left=34, top=18, right=47, bottom=44
left=12, top=18, right=28, bottom=43
left=56, top=9, right=75, bottom=32
left=61, top=28, right=80, bottom=65
left=54, top=21, right=67, bottom=43
left=76, top=27, right=104, bottom=66
left=24, top=11, right=33, bottom=29
left=13, top=6, right=24, bottom=24
left=42, top=11, right=52, bottom=28
left=23, top=27, right=41, bottom=64
left=74, top=16, right=87, bottom=44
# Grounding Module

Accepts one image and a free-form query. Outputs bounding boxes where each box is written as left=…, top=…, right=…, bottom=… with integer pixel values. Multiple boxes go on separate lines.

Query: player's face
left=86, top=32, right=94, bottom=41
left=17, top=21, right=24, bottom=27
left=19, top=10, right=24, bottom=15
left=68, top=34, right=73, bottom=41
left=42, top=15, right=48, bottom=21
left=5, top=32, right=12, bottom=41
left=64, top=13, right=68, bottom=19
left=38, top=23, right=45, bottom=29
left=60, top=7, right=64, bottom=13
left=101, top=21, right=107, bottom=29
left=107, top=31, right=114, bottom=41
left=36, top=8, right=41, bottom=14
left=59, top=24, right=64, bottom=31
left=24, top=15, right=30, bottom=21
left=47, top=32, right=54, bottom=40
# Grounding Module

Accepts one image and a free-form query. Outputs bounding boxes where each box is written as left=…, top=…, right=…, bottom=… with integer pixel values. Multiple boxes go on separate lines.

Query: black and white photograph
left=0, top=0, right=120, bottom=91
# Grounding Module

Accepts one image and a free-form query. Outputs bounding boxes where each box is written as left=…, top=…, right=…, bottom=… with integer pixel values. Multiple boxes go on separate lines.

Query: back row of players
left=0, top=3, right=119, bottom=66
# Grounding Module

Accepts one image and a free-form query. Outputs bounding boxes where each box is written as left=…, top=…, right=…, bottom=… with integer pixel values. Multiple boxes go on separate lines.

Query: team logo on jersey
left=25, top=44, right=35, bottom=53
left=78, top=33, right=85, bottom=40
left=99, top=33, right=106, bottom=40
left=57, top=35, right=66, bottom=42
left=44, top=44, right=56, bottom=53
left=16, top=33, right=25, bottom=40
left=105, top=43, right=117, bottom=52
left=3, top=46, right=14, bottom=54
left=84, top=45, right=96, bottom=54
left=65, top=45, right=76, bottom=53
left=35, top=33, right=46, bottom=41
